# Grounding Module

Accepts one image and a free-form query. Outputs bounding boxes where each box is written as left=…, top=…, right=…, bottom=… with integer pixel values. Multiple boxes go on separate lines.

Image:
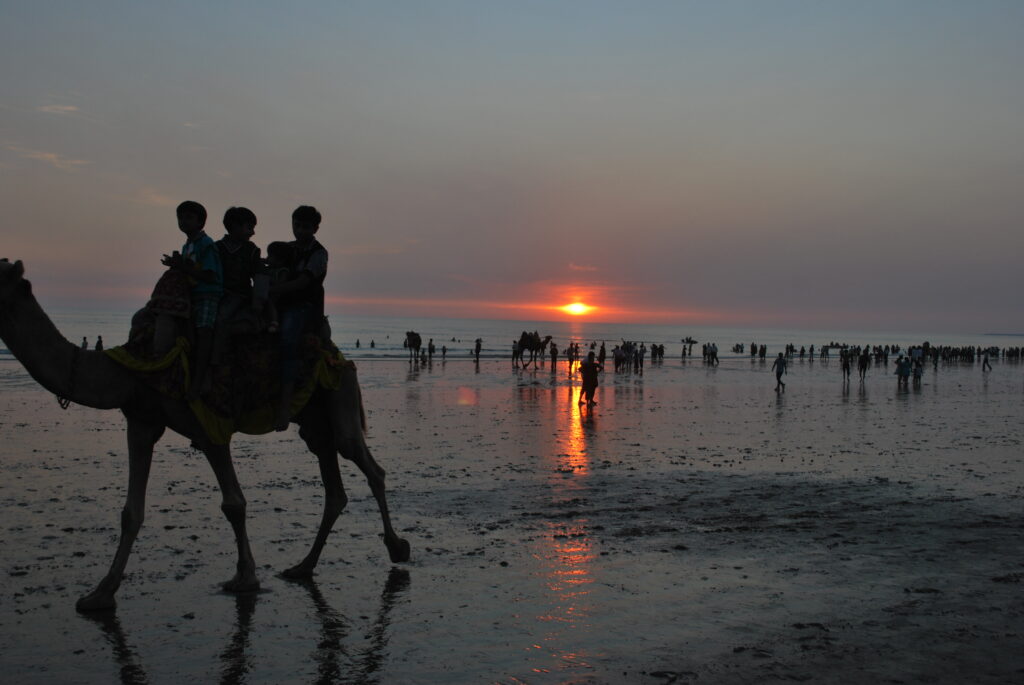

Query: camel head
left=0, top=259, right=28, bottom=304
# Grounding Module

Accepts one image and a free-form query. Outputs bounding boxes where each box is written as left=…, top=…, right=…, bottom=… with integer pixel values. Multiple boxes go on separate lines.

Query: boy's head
left=176, top=200, right=207, bottom=236
left=266, top=241, right=295, bottom=268
left=223, top=206, right=257, bottom=240
left=291, top=205, right=321, bottom=241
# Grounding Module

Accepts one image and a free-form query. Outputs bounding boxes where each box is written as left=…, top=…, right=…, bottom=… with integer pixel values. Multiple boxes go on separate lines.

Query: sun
left=561, top=302, right=592, bottom=316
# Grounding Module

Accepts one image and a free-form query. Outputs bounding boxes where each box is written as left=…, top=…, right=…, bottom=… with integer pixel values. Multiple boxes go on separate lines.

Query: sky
left=2, top=1, right=1022, bottom=334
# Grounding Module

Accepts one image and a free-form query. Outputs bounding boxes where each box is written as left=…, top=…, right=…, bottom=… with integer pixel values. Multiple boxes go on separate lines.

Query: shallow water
left=1, top=356, right=1022, bottom=683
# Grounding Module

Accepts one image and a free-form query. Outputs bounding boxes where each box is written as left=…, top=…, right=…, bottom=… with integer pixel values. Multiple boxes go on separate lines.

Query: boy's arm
left=269, top=272, right=312, bottom=297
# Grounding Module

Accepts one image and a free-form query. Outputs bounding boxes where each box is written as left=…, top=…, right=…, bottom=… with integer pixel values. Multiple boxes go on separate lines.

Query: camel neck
left=0, top=282, right=131, bottom=408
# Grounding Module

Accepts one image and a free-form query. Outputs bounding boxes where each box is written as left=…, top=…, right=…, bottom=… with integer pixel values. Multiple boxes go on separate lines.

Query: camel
left=516, top=331, right=552, bottom=368
left=404, top=331, right=421, bottom=362
left=0, top=259, right=410, bottom=612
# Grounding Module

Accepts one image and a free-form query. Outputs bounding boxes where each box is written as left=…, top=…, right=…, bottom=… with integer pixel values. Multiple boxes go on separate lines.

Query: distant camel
left=0, top=259, right=410, bottom=612
left=517, top=331, right=552, bottom=368
left=405, top=331, right=421, bottom=362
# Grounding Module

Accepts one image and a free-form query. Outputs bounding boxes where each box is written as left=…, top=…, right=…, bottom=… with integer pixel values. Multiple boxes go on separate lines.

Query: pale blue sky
left=2, top=1, right=1022, bottom=331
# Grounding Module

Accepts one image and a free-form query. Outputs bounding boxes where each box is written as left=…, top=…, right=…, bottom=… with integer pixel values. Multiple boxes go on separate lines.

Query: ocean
left=2, top=307, right=1020, bottom=370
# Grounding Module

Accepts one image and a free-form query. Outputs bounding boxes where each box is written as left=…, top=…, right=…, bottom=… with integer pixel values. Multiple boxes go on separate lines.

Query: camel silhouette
left=0, top=259, right=410, bottom=612
left=516, top=331, right=552, bottom=368
left=404, top=331, right=421, bottom=362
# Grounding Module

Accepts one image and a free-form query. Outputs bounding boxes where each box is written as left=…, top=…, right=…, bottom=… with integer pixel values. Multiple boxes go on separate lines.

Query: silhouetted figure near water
left=550, top=342, right=558, bottom=370
left=579, top=351, right=602, bottom=406
left=983, top=352, right=992, bottom=372
left=841, top=350, right=852, bottom=381
left=405, top=331, right=421, bottom=362
left=895, top=355, right=911, bottom=386
left=94, top=335, right=103, bottom=351
left=771, top=352, right=786, bottom=392
left=81, top=336, right=88, bottom=349
left=474, top=338, right=482, bottom=362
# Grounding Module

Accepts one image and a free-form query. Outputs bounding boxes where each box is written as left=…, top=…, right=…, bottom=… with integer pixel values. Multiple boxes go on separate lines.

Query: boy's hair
left=267, top=241, right=295, bottom=265
left=223, top=206, right=257, bottom=229
left=292, top=205, right=322, bottom=226
left=176, top=200, right=207, bottom=226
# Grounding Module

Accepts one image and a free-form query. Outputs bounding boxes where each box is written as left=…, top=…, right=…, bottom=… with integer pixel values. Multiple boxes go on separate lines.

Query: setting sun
left=561, top=302, right=592, bottom=316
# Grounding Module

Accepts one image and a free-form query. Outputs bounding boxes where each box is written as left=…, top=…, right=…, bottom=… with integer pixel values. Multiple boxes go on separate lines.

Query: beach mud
left=1, top=358, right=1022, bottom=683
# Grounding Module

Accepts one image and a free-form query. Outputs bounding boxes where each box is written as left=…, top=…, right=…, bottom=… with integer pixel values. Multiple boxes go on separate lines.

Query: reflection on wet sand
left=83, top=569, right=410, bottom=684
left=526, top=392, right=602, bottom=675
left=80, top=611, right=148, bottom=685
left=218, top=592, right=257, bottom=684
left=298, top=568, right=411, bottom=685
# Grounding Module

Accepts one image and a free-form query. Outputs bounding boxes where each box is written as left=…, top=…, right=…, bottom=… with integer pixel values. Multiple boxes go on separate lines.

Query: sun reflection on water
left=521, top=389, right=603, bottom=675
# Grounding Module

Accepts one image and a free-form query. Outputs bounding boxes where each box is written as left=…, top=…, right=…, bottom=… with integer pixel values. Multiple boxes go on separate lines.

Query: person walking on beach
left=549, top=341, right=558, bottom=370
left=841, top=349, right=852, bottom=381
left=982, top=352, right=992, bottom=372
left=858, top=348, right=870, bottom=380
left=771, top=352, right=786, bottom=392
left=474, top=338, right=482, bottom=362
left=81, top=337, right=88, bottom=350
left=579, top=351, right=602, bottom=406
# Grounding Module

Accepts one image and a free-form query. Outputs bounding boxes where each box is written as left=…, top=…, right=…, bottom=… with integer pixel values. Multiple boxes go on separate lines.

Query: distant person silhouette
left=982, top=352, right=992, bottom=372
left=81, top=337, right=88, bottom=349
left=94, top=336, right=104, bottom=351
left=579, top=351, right=602, bottom=406
left=771, top=352, right=786, bottom=391
left=550, top=342, right=558, bottom=370
left=474, top=338, right=482, bottom=362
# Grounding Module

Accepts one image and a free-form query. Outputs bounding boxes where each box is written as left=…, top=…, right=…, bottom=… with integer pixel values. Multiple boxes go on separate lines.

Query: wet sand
left=1, top=357, right=1023, bottom=683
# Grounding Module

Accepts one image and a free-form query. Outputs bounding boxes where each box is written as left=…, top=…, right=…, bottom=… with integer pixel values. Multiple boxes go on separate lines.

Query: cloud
left=36, top=105, right=80, bottom=115
left=7, top=145, right=90, bottom=171
left=569, top=262, right=598, bottom=272
left=133, top=186, right=176, bottom=208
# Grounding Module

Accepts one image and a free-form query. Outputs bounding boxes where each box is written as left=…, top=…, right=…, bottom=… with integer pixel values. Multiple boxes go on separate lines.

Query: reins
left=56, top=345, right=80, bottom=410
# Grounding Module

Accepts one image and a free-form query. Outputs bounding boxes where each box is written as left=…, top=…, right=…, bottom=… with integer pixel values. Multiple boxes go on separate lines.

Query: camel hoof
left=280, top=565, right=314, bottom=581
left=386, top=537, right=411, bottom=563
left=76, top=592, right=116, bottom=613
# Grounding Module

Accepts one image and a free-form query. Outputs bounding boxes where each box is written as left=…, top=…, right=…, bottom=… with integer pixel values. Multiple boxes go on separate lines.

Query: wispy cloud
left=36, top=104, right=80, bottom=115
left=133, top=186, right=176, bottom=208
left=6, top=144, right=90, bottom=171
left=569, top=262, right=598, bottom=272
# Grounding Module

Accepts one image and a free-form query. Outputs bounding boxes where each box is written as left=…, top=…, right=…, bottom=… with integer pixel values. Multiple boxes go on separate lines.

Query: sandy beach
left=2, top=356, right=1023, bottom=683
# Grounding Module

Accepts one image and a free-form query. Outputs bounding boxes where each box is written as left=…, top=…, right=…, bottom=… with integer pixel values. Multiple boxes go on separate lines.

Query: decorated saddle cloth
left=105, top=332, right=350, bottom=445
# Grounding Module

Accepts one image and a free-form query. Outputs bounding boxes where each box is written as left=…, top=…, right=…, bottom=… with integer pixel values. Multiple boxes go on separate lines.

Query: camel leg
left=281, top=422, right=349, bottom=579
left=77, top=419, right=164, bottom=612
left=201, top=444, right=259, bottom=593
left=338, top=434, right=410, bottom=564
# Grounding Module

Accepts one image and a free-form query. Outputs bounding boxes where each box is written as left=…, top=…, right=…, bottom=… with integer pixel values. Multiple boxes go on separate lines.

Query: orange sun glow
left=561, top=302, right=592, bottom=316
